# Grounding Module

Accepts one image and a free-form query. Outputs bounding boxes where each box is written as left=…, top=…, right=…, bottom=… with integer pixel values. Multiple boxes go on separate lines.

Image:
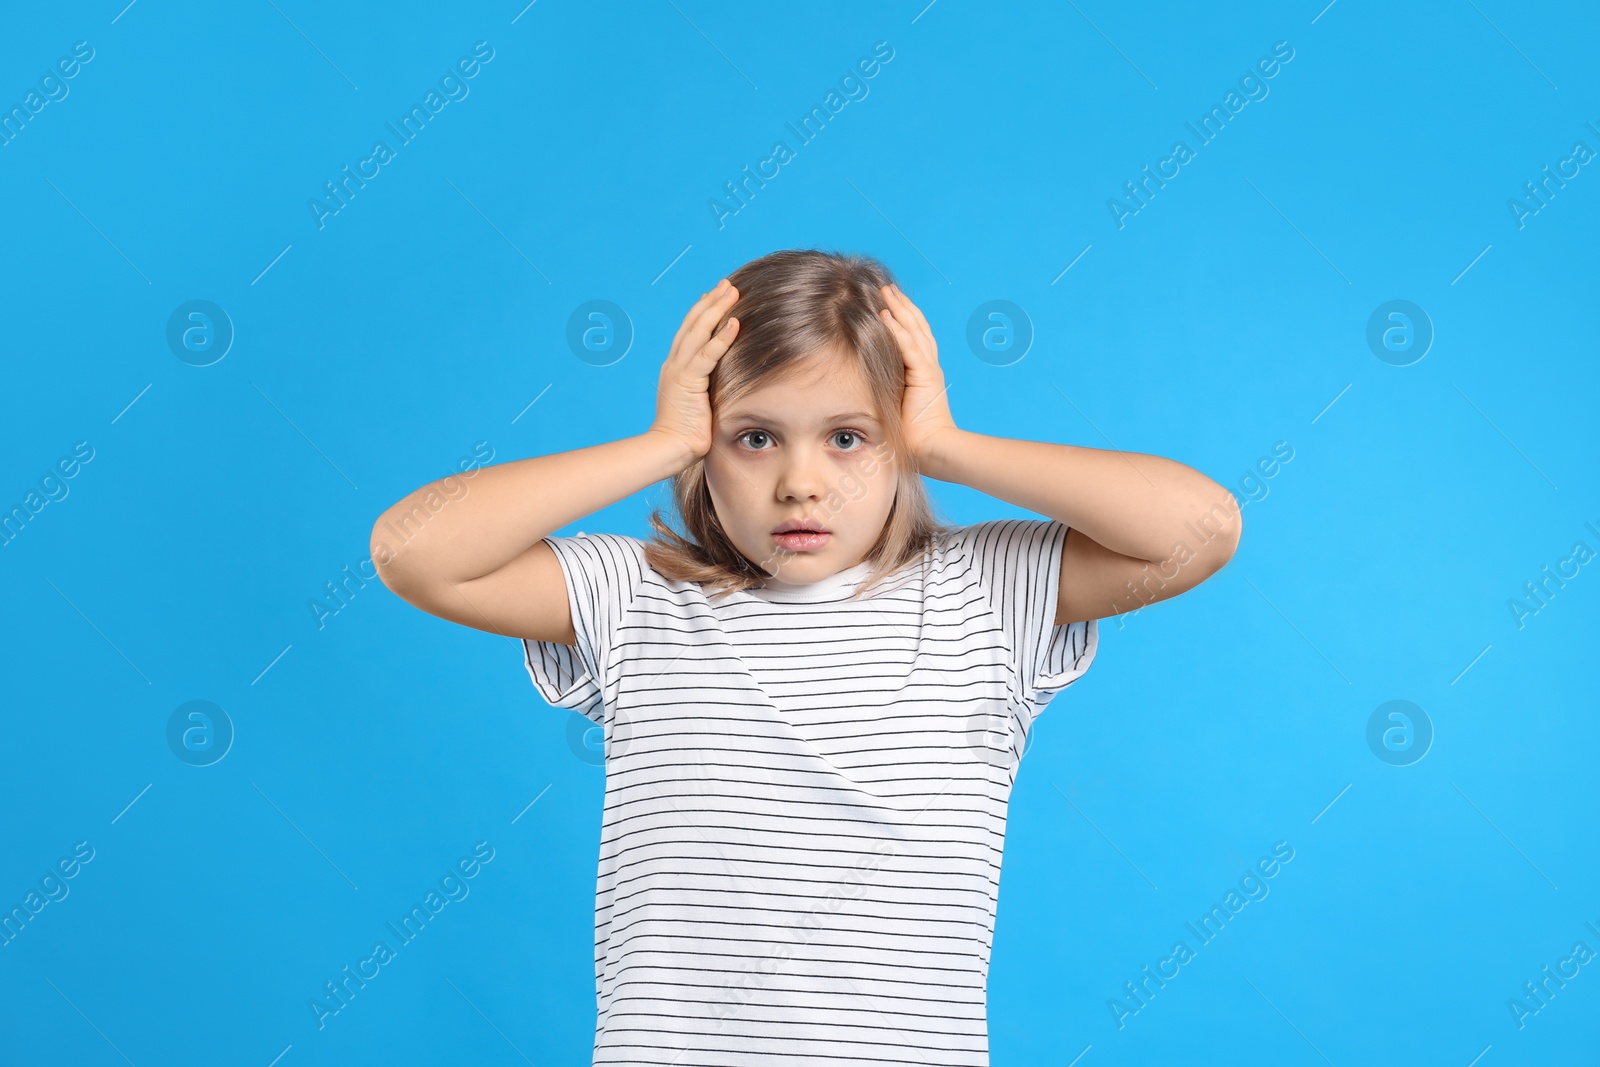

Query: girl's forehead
left=715, top=346, right=881, bottom=421
left=749, top=354, right=871, bottom=398
left=718, top=375, right=883, bottom=411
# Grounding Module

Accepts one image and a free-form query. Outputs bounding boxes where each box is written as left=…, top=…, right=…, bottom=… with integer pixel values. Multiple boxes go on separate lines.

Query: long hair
left=643, top=248, right=957, bottom=601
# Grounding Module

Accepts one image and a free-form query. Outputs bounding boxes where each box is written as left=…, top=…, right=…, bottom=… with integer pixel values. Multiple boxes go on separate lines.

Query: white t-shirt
left=521, top=518, right=1099, bottom=1066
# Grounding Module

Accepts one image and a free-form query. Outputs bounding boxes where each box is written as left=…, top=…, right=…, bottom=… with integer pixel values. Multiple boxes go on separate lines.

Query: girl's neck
left=750, top=558, right=875, bottom=603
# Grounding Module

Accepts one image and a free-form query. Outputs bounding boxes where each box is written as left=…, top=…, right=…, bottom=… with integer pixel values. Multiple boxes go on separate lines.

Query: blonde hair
left=643, top=248, right=957, bottom=601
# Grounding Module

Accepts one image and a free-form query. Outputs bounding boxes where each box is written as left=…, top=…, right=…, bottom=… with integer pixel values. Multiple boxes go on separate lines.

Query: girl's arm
left=370, top=281, right=741, bottom=642
left=920, top=432, right=1241, bottom=624
left=370, top=432, right=694, bottom=641
left=877, top=282, right=1239, bottom=626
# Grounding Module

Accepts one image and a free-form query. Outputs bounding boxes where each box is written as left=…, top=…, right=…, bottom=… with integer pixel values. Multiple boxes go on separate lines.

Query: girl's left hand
left=879, top=283, right=959, bottom=466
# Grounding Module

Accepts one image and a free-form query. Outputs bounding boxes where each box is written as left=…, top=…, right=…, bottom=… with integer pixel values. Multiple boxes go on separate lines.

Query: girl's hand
left=648, top=280, right=740, bottom=461
left=879, top=283, right=958, bottom=466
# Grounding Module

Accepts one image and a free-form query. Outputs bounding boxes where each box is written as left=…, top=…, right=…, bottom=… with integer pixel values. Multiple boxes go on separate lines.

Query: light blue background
left=2, top=1, right=1596, bottom=1064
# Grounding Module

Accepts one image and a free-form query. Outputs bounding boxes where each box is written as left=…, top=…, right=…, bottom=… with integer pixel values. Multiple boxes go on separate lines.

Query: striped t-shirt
left=521, top=518, right=1099, bottom=1066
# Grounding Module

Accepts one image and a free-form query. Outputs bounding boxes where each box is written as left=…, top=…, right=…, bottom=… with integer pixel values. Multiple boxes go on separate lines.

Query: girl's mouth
left=772, top=531, right=831, bottom=551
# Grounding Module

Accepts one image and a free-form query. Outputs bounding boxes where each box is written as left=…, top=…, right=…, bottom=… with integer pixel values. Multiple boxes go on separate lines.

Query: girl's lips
left=773, top=530, right=831, bottom=551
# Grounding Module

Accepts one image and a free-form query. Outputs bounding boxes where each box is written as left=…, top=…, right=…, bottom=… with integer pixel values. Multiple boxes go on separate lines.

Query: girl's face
left=705, top=348, right=899, bottom=584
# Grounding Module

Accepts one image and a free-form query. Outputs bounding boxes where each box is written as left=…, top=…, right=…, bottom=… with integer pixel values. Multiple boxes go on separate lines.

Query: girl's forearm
left=920, top=429, right=1239, bottom=565
left=371, top=430, right=693, bottom=589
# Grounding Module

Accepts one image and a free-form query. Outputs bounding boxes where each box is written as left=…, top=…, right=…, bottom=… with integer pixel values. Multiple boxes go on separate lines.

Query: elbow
left=1203, top=492, right=1243, bottom=574
left=1178, top=490, right=1241, bottom=581
left=368, top=517, right=413, bottom=595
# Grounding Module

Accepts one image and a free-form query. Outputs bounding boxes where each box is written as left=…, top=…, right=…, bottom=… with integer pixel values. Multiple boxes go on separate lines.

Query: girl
left=372, top=249, right=1240, bottom=1065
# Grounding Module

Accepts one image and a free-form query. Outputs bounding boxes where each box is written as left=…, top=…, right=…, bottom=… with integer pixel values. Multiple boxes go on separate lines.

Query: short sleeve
left=946, top=518, right=1099, bottom=712
left=520, top=532, right=647, bottom=726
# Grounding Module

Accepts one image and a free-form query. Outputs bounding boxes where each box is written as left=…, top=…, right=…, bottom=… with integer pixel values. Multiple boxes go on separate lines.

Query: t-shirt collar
left=747, top=558, right=876, bottom=603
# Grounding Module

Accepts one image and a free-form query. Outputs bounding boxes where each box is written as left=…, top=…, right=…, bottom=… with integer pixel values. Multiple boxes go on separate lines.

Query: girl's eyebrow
left=724, top=410, right=881, bottom=425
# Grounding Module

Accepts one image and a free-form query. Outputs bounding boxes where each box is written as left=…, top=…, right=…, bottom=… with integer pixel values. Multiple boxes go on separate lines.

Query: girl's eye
left=735, top=429, right=867, bottom=451
left=737, top=430, right=772, bottom=450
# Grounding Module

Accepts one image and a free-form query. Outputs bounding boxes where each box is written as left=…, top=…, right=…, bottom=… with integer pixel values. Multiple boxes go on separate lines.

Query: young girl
left=372, top=249, right=1240, bottom=1065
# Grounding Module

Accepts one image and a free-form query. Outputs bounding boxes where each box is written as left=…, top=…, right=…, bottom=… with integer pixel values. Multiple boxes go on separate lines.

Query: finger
left=886, top=293, right=938, bottom=368
left=879, top=286, right=922, bottom=347
left=888, top=283, right=933, bottom=339
left=671, top=283, right=739, bottom=359
left=878, top=308, right=915, bottom=355
left=879, top=283, right=899, bottom=316
left=878, top=290, right=911, bottom=334
left=670, top=280, right=735, bottom=353
left=691, top=293, right=739, bottom=355
left=885, top=286, right=932, bottom=351
left=887, top=309, right=938, bottom=372
left=669, top=285, right=722, bottom=355
left=694, top=315, right=739, bottom=363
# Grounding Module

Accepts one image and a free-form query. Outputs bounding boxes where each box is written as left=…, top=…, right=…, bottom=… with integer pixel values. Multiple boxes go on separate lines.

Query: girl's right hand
left=648, top=280, right=740, bottom=461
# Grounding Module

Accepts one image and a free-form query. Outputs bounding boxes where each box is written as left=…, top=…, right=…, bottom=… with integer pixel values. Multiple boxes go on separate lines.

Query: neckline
left=704, top=553, right=925, bottom=715
left=744, top=558, right=877, bottom=604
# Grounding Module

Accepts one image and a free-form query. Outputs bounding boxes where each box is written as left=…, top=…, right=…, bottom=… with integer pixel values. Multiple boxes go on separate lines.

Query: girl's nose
left=775, top=452, right=826, bottom=501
